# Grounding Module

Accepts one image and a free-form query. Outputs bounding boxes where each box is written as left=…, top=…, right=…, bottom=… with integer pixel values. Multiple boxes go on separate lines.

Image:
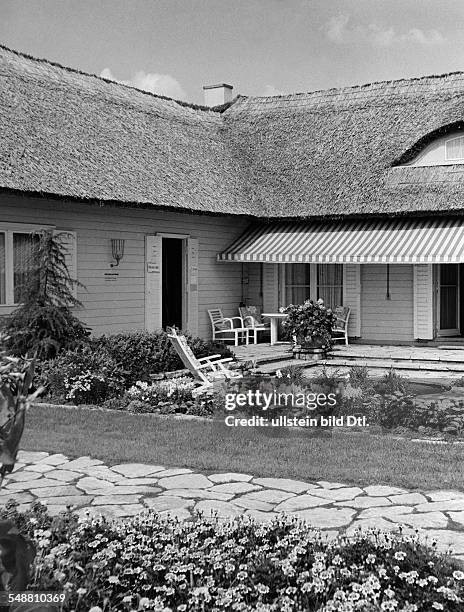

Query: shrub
left=37, top=344, right=125, bottom=404
left=95, top=330, right=233, bottom=385
left=4, top=505, right=462, bottom=612
left=1, top=231, right=90, bottom=359
left=375, top=368, right=410, bottom=396
left=280, top=299, right=336, bottom=349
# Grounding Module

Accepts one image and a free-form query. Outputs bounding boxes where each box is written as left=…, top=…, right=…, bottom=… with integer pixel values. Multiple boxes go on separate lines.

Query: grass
left=21, top=404, right=464, bottom=491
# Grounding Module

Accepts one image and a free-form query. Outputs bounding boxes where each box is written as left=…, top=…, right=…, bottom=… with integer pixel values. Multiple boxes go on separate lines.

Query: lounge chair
left=238, top=305, right=270, bottom=344
left=332, top=306, right=351, bottom=345
left=167, top=327, right=242, bottom=394
left=208, top=308, right=249, bottom=346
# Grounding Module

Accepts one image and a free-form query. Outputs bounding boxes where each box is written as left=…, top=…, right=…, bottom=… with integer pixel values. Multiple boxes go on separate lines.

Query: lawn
left=21, top=404, right=464, bottom=491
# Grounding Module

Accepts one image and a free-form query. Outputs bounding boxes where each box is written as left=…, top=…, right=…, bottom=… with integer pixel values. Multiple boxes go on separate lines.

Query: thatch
left=2, top=44, right=464, bottom=219
left=0, top=45, right=254, bottom=216
left=222, top=74, right=464, bottom=217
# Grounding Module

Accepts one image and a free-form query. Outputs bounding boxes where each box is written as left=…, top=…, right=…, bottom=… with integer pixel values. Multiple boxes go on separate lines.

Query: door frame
left=436, top=263, right=460, bottom=337
left=158, top=233, right=188, bottom=330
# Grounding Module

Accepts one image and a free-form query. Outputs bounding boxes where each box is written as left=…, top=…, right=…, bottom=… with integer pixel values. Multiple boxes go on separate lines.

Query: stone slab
left=426, top=490, right=464, bottom=502
left=363, top=485, right=408, bottom=497
left=209, top=482, right=261, bottom=495
left=448, top=511, right=464, bottom=526
left=234, top=497, right=275, bottom=512
left=36, top=454, right=69, bottom=466
left=158, top=474, right=212, bottom=490
left=345, top=518, right=399, bottom=536
left=45, top=470, right=82, bottom=482
left=159, top=488, right=234, bottom=501
left=310, top=487, right=364, bottom=501
left=357, top=505, right=415, bottom=520
left=111, top=463, right=166, bottom=478
left=241, top=489, right=295, bottom=505
left=75, top=477, right=116, bottom=493
left=395, top=512, right=449, bottom=529
left=92, top=494, right=142, bottom=505
left=39, top=495, right=94, bottom=507
left=317, top=481, right=348, bottom=490
left=0, top=492, right=35, bottom=504
left=194, top=500, right=243, bottom=519
left=335, top=497, right=392, bottom=509
left=415, top=500, right=464, bottom=513
left=245, top=509, right=276, bottom=522
left=388, top=493, right=428, bottom=505
left=91, top=486, right=159, bottom=496
left=7, top=471, right=42, bottom=482
left=291, top=507, right=356, bottom=528
left=144, top=496, right=193, bottom=512
left=208, top=473, right=252, bottom=484
left=33, top=486, right=84, bottom=498
left=59, top=458, right=104, bottom=471
left=24, top=464, right=56, bottom=474
left=275, top=494, right=332, bottom=513
left=252, top=478, right=312, bottom=494
left=6, top=478, right=68, bottom=491
left=77, top=504, right=145, bottom=519
left=153, top=468, right=193, bottom=478
left=422, top=530, right=464, bottom=555
left=158, top=508, right=191, bottom=521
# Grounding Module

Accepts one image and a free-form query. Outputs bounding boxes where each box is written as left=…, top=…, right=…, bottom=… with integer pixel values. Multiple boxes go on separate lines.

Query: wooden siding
left=0, top=193, right=248, bottom=338
left=361, top=264, right=414, bottom=342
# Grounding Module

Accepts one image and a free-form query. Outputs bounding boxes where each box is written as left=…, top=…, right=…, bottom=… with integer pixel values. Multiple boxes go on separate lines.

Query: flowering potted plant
left=280, top=299, right=336, bottom=353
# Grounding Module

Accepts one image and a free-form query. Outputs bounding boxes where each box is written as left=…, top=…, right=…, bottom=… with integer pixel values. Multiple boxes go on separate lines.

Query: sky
left=1, top=0, right=464, bottom=104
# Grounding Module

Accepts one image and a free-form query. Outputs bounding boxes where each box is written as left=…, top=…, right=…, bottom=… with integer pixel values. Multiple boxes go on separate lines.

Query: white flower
left=453, top=570, right=464, bottom=581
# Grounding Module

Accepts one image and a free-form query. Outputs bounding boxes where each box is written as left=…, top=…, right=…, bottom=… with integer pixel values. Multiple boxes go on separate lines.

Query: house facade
left=2, top=45, right=464, bottom=344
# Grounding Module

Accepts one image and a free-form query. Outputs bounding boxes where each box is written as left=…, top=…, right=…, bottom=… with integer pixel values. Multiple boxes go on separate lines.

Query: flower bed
left=5, top=502, right=463, bottom=611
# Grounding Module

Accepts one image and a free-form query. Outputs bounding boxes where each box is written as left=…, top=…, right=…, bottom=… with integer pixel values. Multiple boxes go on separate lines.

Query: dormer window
left=445, top=136, right=464, bottom=161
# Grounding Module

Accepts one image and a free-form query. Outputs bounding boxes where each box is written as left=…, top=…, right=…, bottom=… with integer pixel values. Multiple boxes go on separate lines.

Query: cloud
left=324, top=14, right=444, bottom=48
left=100, top=67, right=186, bottom=100
left=263, top=84, right=285, bottom=97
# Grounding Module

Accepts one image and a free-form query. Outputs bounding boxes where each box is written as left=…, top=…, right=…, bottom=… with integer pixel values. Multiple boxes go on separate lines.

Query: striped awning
left=218, top=217, right=464, bottom=264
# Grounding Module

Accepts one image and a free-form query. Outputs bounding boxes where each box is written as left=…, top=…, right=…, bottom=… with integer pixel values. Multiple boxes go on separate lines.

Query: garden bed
left=6, top=503, right=464, bottom=611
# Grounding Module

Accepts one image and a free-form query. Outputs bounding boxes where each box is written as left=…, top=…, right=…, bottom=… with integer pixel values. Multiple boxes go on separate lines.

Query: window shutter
left=54, top=230, right=78, bottom=299
left=413, top=264, right=434, bottom=339
left=186, top=238, right=199, bottom=336
left=342, top=264, right=361, bottom=337
left=262, top=264, right=279, bottom=312
left=145, top=235, right=163, bottom=331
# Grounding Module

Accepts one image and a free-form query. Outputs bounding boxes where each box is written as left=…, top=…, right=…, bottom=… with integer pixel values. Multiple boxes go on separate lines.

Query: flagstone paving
left=3, top=450, right=464, bottom=561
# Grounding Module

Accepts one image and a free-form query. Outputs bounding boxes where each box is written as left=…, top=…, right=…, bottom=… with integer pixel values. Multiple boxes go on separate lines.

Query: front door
left=162, top=237, right=185, bottom=329
left=438, top=264, right=460, bottom=336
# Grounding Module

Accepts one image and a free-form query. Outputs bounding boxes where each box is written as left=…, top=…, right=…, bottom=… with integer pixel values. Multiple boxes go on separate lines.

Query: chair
left=331, top=306, right=351, bottom=345
left=238, top=305, right=270, bottom=344
left=167, top=327, right=242, bottom=394
left=208, top=308, right=249, bottom=346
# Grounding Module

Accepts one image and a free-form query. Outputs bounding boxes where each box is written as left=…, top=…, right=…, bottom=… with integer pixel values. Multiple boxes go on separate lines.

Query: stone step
left=326, top=358, right=464, bottom=372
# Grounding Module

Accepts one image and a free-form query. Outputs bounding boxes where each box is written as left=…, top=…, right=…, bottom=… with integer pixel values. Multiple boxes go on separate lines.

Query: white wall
left=361, top=264, right=414, bottom=342
left=0, top=193, right=248, bottom=338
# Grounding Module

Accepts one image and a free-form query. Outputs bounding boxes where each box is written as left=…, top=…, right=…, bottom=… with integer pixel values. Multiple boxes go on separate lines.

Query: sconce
left=110, top=238, right=125, bottom=267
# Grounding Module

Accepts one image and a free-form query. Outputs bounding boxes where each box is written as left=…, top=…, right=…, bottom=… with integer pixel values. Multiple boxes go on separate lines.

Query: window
left=317, top=264, right=343, bottom=309
left=0, top=228, right=43, bottom=306
left=284, top=264, right=310, bottom=305
left=445, top=136, right=464, bottom=161
left=283, top=263, right=343, bottom=308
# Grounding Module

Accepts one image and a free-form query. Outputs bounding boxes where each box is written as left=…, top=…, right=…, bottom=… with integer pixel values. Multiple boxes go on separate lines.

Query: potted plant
left=280, top=299, right=336, bottom=357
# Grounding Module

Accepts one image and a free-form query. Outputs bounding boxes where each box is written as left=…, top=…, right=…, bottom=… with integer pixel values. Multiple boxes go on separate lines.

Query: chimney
left=203, top=83, right=233, bottom=107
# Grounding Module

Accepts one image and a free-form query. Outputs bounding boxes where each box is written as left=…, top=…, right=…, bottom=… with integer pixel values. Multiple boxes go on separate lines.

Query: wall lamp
left=110, top=238, right=125, bottom=267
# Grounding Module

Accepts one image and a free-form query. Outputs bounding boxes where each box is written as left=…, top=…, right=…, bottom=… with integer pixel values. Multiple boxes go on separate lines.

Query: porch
left=231, top=342, right=464, bottom=380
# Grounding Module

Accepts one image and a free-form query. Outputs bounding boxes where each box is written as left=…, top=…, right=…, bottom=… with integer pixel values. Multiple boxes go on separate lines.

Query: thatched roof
left=2, top=44, right=464, bottom=219
left=0, top=45, right=254, bottom=216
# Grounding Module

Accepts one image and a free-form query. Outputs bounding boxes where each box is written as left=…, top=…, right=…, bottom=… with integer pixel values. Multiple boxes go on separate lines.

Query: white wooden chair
left=238, top=305, right=270, bottom=344
left=167, top=327, right=242, bottom=394
left=208, top=308, right=249, bottom=346
left=332, top=306, right=351, bottom=346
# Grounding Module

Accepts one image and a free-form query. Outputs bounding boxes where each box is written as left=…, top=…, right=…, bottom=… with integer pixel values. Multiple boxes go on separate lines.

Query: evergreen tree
left=2, top=230, right=90, bottom=358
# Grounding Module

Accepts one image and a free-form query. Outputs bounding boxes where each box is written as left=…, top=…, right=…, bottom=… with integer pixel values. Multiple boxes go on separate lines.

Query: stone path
left=3, top=451, right=464, bottom=561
